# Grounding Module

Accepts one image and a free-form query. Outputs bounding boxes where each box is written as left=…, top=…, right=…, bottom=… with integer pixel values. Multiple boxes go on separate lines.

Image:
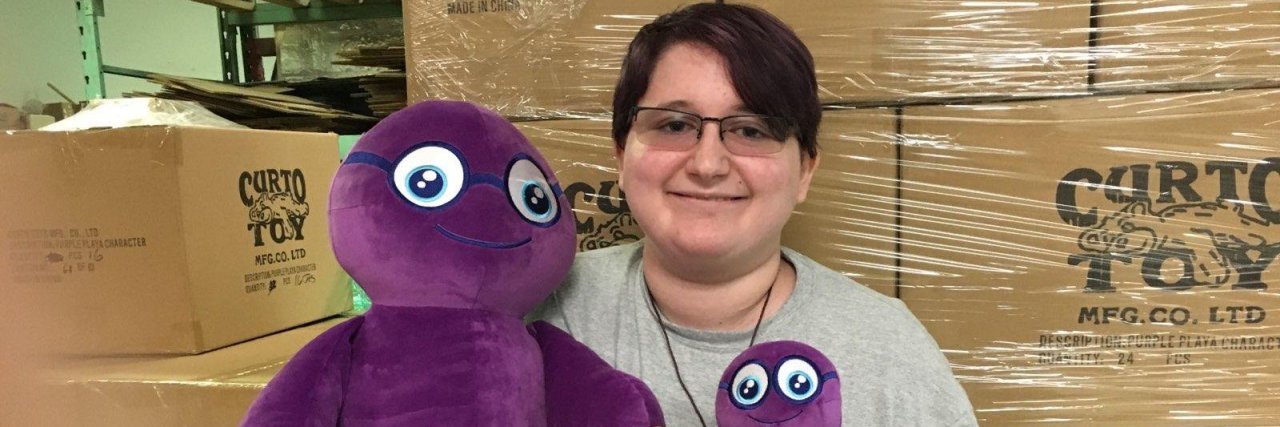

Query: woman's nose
left=686, top=122, right=732, bottom=179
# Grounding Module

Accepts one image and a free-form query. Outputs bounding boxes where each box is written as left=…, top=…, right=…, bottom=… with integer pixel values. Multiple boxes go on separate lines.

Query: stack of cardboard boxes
left=406, top=0, right=1096, bottom=297
left=1093, top=0, right=1280, bottom=92
left=899, top=89, right=1280, bottom=423
left=7, top=0, right=1277, bottom=424
left=406, top=0, right=1280, bottom=423
left=0, top=126, right=352, bottom=424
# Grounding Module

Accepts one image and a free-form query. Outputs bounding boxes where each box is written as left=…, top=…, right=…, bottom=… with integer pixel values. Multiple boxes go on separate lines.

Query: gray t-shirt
left=530, top=241, right=977, bottom=427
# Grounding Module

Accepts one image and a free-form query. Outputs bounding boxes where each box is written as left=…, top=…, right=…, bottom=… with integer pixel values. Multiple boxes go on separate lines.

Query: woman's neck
left=641, top=246, right=795, bottom=332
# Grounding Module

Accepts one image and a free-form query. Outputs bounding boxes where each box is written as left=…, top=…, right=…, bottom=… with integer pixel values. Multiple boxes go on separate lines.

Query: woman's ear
left=615, top=144, right=626, bottom=188
left=796, top=151, right=820, bottom=204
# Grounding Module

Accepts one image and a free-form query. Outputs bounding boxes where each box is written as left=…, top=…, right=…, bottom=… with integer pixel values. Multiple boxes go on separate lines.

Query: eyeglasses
left=628, top=106, right=794, bottom=156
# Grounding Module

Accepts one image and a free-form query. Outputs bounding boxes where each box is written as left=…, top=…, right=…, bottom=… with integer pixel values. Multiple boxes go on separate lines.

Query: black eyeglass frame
left=627, top=106, right=796, bottom=153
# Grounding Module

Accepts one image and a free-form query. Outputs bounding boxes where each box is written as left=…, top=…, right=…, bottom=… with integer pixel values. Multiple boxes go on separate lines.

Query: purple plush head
left=329, top=100, right=576, bottom=316
left=716, top=341, right=841, bottom=427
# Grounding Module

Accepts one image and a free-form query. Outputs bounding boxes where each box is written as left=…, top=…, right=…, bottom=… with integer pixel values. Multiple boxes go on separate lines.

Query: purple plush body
left=716, top=341, right=841, bottom=427
left=242, top=101, right=662, bottom=426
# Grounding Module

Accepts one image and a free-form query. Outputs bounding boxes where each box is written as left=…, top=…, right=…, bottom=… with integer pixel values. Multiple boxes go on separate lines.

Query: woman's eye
left=661, top=120, right=694, bottom=133
left=506, top=158, right=560, bottom=225
left=393, top=145, right=466, bottom=208
left=735, top=126, right=767, bottom=139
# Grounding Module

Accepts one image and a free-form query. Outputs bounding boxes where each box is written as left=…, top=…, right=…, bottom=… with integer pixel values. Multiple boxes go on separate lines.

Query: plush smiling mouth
left=670, top=192, right=747, bottom=202
left=748, top=410, right=802, bottom=425
left=436, top=225, right=531, bottom=249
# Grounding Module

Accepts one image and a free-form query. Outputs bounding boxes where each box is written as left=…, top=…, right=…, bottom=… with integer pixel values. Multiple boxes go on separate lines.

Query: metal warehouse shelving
left=75, top=0, right=391, bottom=312
left=76, top=0, right=402, bottom=100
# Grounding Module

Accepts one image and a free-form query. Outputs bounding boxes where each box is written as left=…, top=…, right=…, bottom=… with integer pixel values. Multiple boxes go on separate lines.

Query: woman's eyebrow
left=652, top=100, right=753, bottom=116
left=654, top=100, right=692, bottom=110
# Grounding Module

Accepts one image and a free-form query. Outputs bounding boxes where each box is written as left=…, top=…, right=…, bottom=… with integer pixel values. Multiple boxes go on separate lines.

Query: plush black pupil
left=524, top=183, right=551, bottom=215
left=737, top=379, right=760, bottom=400
left=789, top=374, right=812, bottom=395
left=412, top=168, right=445, bottom=199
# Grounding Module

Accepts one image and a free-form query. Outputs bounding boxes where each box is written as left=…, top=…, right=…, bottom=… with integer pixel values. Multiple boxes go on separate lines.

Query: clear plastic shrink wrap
left=405, top=0, right=1280, bottom=423
left=274, top=18, right=405, bottom=81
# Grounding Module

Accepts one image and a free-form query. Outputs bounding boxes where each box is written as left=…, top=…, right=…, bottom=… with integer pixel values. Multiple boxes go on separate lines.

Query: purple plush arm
left=530, top=321, right=665, bottom=427
left=241, top=316, right=365, bottom=427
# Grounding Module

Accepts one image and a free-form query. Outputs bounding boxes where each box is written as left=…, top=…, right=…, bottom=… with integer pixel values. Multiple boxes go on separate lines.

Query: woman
left=531, top=3, right=977, bottom=426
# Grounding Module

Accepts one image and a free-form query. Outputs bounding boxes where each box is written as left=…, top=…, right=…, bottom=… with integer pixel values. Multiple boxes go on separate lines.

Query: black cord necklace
left=643, top=263, right=780, bottom=427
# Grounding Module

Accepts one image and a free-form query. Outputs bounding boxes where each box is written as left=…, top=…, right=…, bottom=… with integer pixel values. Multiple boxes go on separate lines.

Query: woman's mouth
left=669, top=191, right=747, bottom=202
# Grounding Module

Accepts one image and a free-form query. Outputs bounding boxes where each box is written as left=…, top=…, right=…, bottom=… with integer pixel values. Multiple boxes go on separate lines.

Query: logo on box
left=239, top=169, right=311, bottom=247
left=564, top=179, right=642, bottom=251
left=1058, top=159, right=1280, bottom=292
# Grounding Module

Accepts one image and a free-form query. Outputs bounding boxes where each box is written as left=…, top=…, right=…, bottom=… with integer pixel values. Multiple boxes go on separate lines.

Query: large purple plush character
left=716, top=341, right=841, bottom=427
left=242, top=100, right=664, bottom=426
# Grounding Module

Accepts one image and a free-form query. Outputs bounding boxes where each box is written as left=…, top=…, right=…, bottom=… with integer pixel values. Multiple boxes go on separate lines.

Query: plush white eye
left=731, top=362, right=769, bottom=407
left=506, top=158, right=558, bottom=224
left=777, top=357, right=820, bottom=402
left=393, top=145, right=466, bottom=208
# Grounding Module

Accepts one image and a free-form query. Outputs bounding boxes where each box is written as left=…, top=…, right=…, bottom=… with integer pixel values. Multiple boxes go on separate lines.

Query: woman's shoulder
left=547, top=241, right=644, bottom=303
left=565, top=241, right=643, bottom=285
left=782, top=247, right=909, bottom=318
left=526, top=241, right=643, bottom=327
left=780, top=247, right=945, bottom=353
left=781, top=248, right=973, bottom=423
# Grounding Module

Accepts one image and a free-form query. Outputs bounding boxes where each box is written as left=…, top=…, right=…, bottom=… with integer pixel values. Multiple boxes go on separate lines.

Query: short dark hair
left=611, top=2, right=820, bottom=158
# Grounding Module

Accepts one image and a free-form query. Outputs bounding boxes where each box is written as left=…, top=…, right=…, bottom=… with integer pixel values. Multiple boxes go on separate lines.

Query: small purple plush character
left=242, top=100, right=663, bottom=426
left=716, top=341, right=841, bottom=427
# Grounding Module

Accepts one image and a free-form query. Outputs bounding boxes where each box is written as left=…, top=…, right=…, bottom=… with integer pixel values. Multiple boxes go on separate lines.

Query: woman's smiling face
left=618, top=42, right=818, bottom=268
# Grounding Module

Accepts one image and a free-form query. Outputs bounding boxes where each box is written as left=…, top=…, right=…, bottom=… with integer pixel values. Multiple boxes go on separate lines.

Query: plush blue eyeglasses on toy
left=720, top=355, right=839, bottom=410
left=345, top=141, right=564, bottom=227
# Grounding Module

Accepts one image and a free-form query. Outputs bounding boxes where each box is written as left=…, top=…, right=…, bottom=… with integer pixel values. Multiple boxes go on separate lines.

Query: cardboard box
left=0, top=127, right=352, bottom=355
left=782, top=108, right=899, bottom=296
left=516, top=109, right=899, bottom=296
left=741, top=0, right=1092, bottom=104
left=1094, top=0, right=1280, bottom=91
left=515, top=119, right=644, bottom=251
left=405, top=0, right=687, bottom=118
left=406, top=0, right=1091, bottom=116
left=17, top=318, right=350, bottom=427
left=899, top=89, right=1280, bottom=423
left=0, top=103, right=25, bottom=130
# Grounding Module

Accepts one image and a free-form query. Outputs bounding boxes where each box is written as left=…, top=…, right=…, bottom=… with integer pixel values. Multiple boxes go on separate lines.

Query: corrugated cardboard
left=405, top=0, right=687, bottom=118
left=406, top=0, right=1091, bottom=117
left=27, top=318, right=350, bottom=427
left=0, top=127, right=352, bottom=355
left=517, top=109, right=899, bottom=296
left=741, top=0, right=1092, bottom=104
left=899, top=89, right=1280, bottom=424
left=782, top=108, right=898, bottom=296
left=1094, top=0, right=1280, bottom=91
left=0, top=103, right=25, bottom=130
left=515, top=119, right=643, bottom=251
